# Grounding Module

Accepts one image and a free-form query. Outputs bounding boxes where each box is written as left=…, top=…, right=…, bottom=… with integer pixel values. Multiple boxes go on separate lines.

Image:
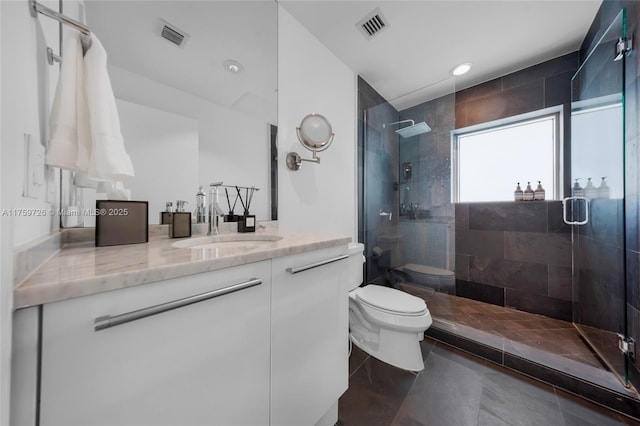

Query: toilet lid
left=356, top=285, right=427, bottom=315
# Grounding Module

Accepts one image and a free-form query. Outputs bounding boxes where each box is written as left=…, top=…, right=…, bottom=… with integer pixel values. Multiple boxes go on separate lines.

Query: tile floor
left=339, top=338, right=640, bottom=426
left=397, top=284, right=604, bottom=368
left=396, top=283, right=639, bottom=398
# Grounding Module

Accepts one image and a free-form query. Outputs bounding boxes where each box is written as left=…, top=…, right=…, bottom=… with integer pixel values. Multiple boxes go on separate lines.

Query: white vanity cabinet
left=270, top=245, right=350, bottom=426
left=39, top=261, right=271, bottom=426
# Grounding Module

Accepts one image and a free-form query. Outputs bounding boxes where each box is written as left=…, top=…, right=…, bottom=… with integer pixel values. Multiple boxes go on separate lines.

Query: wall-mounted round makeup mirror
left=286, top=113, right=335, bottom=170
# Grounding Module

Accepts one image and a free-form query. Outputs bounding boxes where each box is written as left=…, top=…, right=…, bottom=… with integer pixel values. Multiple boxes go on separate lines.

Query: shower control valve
left=379, top=210, right=392, bottom=220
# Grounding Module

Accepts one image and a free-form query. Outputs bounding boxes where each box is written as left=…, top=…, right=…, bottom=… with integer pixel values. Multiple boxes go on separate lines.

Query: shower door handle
left=562, top=196, right=589, bottom=225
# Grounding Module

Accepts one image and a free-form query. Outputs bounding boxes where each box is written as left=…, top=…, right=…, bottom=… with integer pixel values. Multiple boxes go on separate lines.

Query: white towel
left=83, top=33, right=135, bottom=181
left=45, top=33, right=87, bottom=172
left=46, top=32, right=134, bottom=192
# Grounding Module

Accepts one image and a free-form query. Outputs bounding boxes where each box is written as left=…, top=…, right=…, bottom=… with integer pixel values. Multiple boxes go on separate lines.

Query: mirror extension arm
left=286, top=151, right=320, bottom=171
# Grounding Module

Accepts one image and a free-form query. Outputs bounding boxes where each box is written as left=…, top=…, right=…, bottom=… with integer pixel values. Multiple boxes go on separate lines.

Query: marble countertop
left=14, top=228, right=351, bottom=309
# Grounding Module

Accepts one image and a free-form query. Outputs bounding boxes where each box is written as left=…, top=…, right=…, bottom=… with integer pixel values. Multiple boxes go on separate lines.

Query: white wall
left=1, top=0, right=68, bottom=421
left=198, top=104, right=270, bottom=220
left=277, top=7, right=357, bottom=240
left=118, top=100, right=199, bottom=224
left=0, top=2, right=6, bottom=422
left=2, top=0, right=61, bottom=247
left=108, top=65, right=271, bottom=220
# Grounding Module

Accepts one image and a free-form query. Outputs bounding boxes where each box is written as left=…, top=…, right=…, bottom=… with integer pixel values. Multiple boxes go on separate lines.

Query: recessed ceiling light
left=451, top=63, right=472, bottom=76
left=223, top=59, right=243, bottom=74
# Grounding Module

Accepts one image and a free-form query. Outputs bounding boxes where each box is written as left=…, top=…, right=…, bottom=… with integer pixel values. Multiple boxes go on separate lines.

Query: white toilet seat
left=349, top=285, right=432, bottom=333
left=355, top=285, right=427, bottom=316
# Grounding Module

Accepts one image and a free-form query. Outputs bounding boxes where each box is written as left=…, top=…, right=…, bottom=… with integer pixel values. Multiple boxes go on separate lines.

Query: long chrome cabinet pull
left=94, top=278, right=262, bottom=331
left=286, top=254, right=349, bottom=275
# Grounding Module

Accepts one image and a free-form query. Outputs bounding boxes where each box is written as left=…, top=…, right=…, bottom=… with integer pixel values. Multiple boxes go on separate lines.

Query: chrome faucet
left=208, top=182, right=224, bottom=235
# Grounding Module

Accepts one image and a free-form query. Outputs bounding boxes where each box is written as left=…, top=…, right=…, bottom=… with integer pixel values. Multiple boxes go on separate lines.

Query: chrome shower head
left=383, top=119, right=431, bottom=138
left=396, top=121, right=431, bottom=138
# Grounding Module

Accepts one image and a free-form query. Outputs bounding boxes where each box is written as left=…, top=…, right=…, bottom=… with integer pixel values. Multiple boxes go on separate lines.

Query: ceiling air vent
left=159, top=20, right=189, bottom=47
left=356, top=8, right=389, bottom=39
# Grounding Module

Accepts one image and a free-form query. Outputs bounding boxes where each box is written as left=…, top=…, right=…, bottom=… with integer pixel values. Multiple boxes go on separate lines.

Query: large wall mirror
left=63, top=0, right=277, bottom=227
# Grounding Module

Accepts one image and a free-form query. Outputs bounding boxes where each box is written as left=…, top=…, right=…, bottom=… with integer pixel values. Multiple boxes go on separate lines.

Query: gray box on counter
left=169, top=212, right=192, bottom=238
left=95, top=200, right=149, bottom=247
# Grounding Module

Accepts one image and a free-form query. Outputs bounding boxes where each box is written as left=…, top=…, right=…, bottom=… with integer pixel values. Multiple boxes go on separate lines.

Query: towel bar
left=31, top=0, right=93, bottom=61
left=29, top=0, right=90, bottom=35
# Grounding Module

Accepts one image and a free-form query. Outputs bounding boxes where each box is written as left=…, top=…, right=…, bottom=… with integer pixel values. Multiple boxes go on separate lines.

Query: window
left=453, top=107, right=562, bottom=202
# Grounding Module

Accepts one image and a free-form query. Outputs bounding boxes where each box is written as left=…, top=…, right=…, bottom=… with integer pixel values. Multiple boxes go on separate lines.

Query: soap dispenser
left=534, top=181, right=545, bottom=201
left=524, top=182, right=535, bottom=201
left=584, top=178, right=597, bottom=200
left=598, top=177, right=610, bottom=199
left=160, top=201, right=173, bottom=225
left=572, top=179, right=584, bottom=197
left=195, top=186, right=207, bottom=224
left=514, top=183, right=524, bottom=202
left=170, top=200, right=191, bottom=238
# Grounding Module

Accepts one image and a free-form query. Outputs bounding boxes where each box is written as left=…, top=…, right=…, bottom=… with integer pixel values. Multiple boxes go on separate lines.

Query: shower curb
left=426, top=325, right=640, bottom=421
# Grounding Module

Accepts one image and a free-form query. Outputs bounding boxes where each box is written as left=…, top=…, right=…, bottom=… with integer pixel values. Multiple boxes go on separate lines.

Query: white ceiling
left=280, top=0, right=603, bottom=111
left=84, top=1, right=602, bottom=117
left=84, top=1, right=278, bottom=123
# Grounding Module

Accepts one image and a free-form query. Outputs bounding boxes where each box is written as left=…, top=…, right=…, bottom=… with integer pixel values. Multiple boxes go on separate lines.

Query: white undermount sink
left=171, top=233, right=283, bottom=250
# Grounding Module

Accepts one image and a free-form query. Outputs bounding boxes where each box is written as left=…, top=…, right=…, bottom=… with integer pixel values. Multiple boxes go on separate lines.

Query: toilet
left=402, top=263, right=455, bottom=293
left=347, top=243, right=432, bottom=372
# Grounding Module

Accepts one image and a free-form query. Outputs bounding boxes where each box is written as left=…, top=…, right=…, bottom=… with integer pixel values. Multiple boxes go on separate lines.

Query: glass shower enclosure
left=359, top=77, right=456, bottom=290
left=358, top=8, right=635, bottom=394
left=569, top=9, right=629, bottom=386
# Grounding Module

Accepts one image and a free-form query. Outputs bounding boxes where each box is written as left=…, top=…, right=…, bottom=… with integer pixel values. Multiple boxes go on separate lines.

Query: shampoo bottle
left=571, top=179, right=584, bottom=197
left=534, top=181, right=545, bottom=201
left=598, top=177, right=610, bottom=199
left=584, top=178, right=597, bottom=200
left=524, top=182, right=534, bottom=201
left=514, top=183, right=524, bottom=201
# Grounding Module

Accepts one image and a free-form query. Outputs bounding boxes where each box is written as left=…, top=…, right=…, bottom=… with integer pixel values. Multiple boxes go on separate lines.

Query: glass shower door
left=359, top=77, right=456, bottom=288
left=570, top=9, right=628, bottom=385
left=362, top=102, right=401, bottom=285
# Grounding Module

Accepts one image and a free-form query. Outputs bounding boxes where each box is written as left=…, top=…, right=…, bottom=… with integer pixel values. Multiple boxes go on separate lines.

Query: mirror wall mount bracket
left=286, top=151, right=320, bottom=171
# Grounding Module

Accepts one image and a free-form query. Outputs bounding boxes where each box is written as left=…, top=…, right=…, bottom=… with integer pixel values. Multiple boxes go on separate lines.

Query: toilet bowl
left=347, top=243, right=432, bottom=372
left=402, top=263, right=455, bottom=293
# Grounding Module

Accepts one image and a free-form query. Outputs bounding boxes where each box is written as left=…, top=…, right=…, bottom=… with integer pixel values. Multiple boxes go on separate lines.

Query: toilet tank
left=347, top=243, right=365, bottom=291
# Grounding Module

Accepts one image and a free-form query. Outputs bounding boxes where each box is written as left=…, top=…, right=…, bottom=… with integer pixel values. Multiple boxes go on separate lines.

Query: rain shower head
left=382, top=119, right=431, bottom=138
left=396, top=121, right=431, bottom=138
